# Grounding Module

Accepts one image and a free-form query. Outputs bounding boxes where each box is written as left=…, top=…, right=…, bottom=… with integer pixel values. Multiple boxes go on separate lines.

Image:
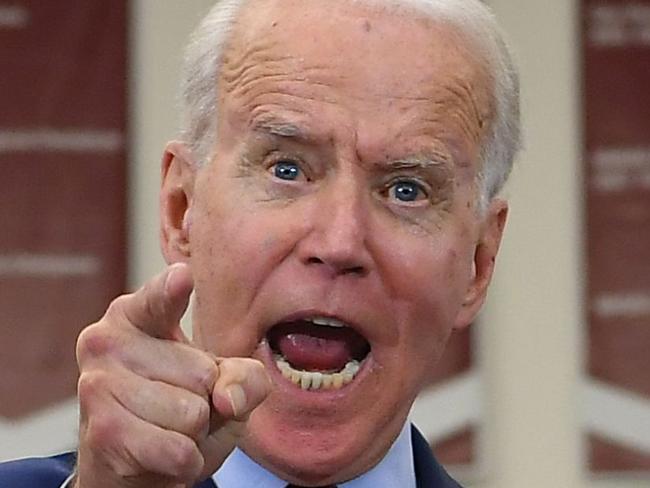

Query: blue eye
left=273, top=160, right=301, bottom=181
left=390, top=180, right=425, bottom=202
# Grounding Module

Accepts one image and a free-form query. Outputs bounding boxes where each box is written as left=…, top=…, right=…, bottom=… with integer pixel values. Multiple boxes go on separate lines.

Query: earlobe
left=455, top=199, right=508, bottom=329
left=160, top=141, right=197, bottom=264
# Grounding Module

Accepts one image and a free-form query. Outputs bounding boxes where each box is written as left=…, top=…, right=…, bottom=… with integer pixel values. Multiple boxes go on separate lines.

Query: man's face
left=164, top=0, right=503, bottom=484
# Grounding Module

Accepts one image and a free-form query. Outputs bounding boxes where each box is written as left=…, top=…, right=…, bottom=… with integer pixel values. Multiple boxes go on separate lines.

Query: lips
left=265, top=315, right=371, bottom=391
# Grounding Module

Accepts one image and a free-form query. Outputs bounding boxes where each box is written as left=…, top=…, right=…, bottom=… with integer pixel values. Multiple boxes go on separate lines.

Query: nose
left=297, top=180, right=372, bottom=278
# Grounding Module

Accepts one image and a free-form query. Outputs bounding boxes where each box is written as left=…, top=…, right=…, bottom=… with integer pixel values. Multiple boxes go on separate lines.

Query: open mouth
left=266, top=316, right=371, bottom=391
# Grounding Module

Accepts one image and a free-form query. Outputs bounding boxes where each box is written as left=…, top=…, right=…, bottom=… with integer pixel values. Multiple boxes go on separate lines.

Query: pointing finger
left=117, top=262, right=193, bottom=340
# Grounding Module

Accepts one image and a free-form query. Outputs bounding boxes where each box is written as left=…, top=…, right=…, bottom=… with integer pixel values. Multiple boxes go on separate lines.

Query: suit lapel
left=411, top=425, right=463, bottom=488
left=196, top=477, right=218, bottom=487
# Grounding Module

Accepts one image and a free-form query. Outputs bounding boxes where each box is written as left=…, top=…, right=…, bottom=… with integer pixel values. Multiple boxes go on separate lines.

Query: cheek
left=384, top=233, right=470, bottom=308
left=381, top=233, right=473, bottom=365
left=192, top=194, right=272, bottom=278
left=189, top=200, right=304, bottom=349
left=188, top=201, right=261, bottom=345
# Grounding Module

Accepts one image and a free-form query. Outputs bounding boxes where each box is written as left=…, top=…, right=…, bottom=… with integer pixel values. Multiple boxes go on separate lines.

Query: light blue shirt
left=214, top=421, right=416, bottom=488
left=59, top=422, right=415, bottom=488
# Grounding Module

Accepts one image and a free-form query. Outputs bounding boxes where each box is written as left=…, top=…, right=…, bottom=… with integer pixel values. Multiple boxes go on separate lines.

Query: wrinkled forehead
left=221, top=0, right=492, bottom=93
left=216, top=0, right=494, bottom=162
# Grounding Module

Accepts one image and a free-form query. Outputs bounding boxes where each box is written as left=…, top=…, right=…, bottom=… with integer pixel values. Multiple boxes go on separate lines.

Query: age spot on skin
left=363, top=19, right=372, bottom=32
left=262, top=235, right=278, bottom=251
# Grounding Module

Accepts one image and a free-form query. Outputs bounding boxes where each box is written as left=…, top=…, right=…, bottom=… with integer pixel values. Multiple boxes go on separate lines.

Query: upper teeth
left=309, top=316, right=347, bottom=328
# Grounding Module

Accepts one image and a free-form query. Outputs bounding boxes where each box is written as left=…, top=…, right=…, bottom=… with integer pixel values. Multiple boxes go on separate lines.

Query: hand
left=74, top=263, right=272, bottom=488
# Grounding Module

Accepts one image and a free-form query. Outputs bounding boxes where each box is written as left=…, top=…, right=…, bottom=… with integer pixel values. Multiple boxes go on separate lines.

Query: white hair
left=179, top=0, right=521, bottom=209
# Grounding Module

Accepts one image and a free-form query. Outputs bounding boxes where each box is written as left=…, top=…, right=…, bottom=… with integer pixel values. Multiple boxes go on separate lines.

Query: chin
left=240, top=403, right=386, bottom=485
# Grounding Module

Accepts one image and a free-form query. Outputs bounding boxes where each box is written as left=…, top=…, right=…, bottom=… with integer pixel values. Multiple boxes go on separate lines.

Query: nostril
left=304, top=256, right=367, bottom=277
left=343, top=266, right=365, bottom=276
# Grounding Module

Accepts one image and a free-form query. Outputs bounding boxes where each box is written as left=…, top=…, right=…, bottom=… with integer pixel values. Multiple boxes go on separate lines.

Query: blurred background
left=1, top=1, right=648, bottom=487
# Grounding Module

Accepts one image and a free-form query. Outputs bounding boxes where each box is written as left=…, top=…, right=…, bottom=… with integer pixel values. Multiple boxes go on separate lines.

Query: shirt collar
left=213, top=421, right=415, bottom=488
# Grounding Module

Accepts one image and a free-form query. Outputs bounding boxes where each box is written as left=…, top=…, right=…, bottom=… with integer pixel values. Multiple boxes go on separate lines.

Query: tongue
left=269, top=322, right=369, bottom=372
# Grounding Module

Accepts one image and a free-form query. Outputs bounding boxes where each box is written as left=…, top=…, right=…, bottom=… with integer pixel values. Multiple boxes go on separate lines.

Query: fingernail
left=226, top=384, right=247, bottom=416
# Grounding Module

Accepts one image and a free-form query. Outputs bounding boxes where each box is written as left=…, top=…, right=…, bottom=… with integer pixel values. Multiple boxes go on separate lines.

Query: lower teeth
left=274, top=355, right=361, bottom=390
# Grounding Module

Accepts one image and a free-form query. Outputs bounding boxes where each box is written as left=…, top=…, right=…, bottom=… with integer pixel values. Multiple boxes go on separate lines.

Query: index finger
left=119, top=262, right=194, bottom=339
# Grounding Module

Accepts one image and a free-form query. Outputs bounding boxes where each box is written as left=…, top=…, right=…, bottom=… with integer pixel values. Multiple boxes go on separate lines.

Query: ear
left=160, top=141, right=197, bottom=265
left=454, top=198, right=508, bottom=329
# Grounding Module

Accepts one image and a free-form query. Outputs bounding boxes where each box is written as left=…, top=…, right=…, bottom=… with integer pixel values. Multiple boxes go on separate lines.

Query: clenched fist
left=74, top=263, right=272, bottom=488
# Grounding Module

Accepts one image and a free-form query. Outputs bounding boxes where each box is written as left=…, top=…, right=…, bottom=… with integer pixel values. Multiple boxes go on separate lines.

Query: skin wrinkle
left=220, top=33, right=293, bottom=84
left=192, top=0, right=510, bottom=196
left=222, top=21, right=490, bottom=133
left=236, top=104, right=459, bottom=237
left=248, top=98, right=476, bottom=170
left=222, top=35, right=347, bottom=106
left=232, top=70, right=342, bottom=103
left=439, top=78, right=489, bottom=145
left=373, top=156, right=455, bottom=209
left=249, top=117, right=451, bottom=263
left=224, top=48, right=489, bottom=159
left=234, top=139, right=312, bottom=206
left=219, top=106, right=475, bottom=260
left=364, top=78, right=489, bottom=171
left=244, top=88, right=344, bottom=117
left=399, top=121, right=475, bottom=174
left=243, top=112, right=457, bottom=222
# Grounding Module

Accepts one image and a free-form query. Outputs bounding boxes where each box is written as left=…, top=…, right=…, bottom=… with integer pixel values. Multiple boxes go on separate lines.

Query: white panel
left=0, top=399, right=78, bottom=461
left=583, top=379, right=650, bottom=453
left=412, top=371, right=482, bottom=442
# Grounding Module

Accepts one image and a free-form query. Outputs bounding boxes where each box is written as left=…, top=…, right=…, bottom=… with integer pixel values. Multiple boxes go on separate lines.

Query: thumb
left=196, top=358, right=272, bottom=479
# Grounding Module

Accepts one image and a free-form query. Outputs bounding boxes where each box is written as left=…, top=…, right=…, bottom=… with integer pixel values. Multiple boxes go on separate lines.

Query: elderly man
left=1, top=0, right=520, bottom=486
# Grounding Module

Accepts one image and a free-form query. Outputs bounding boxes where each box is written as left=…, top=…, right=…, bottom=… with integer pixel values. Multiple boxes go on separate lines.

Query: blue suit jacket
left=0, top=426, right=462, bottom=487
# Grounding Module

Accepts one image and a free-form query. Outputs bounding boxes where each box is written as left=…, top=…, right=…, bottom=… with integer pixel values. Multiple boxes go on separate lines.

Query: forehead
left=218, top=0, right=492, bottom=164
left=223, top=0, right=489, bottom=92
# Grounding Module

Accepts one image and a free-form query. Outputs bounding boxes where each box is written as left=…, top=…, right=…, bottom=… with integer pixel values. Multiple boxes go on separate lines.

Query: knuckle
left=77, top=371, right=111, bottom=412
left=191, top=361, right=218, bottom=396
left=179, top=396, right=210, bottom=438
left=76, top=326, right=115, bottom=362
left=166, top=436, right=201, bottom=479
left=78, top=371, right=105, bottom=399
left=84, top=411, right=123, bottom=453
left=82, top=411, right=143, bottom=479
left=77, top=373, right=93, bottom=402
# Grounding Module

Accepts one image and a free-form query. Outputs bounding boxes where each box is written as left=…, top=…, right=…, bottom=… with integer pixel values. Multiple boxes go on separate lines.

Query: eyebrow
left=377, top=154, right=453, bottom=174
left=251, top=116, right=306, bottom=139
left=386, top=156, right=448, bottom=169
left=250, top=116, right=455, bottom=175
